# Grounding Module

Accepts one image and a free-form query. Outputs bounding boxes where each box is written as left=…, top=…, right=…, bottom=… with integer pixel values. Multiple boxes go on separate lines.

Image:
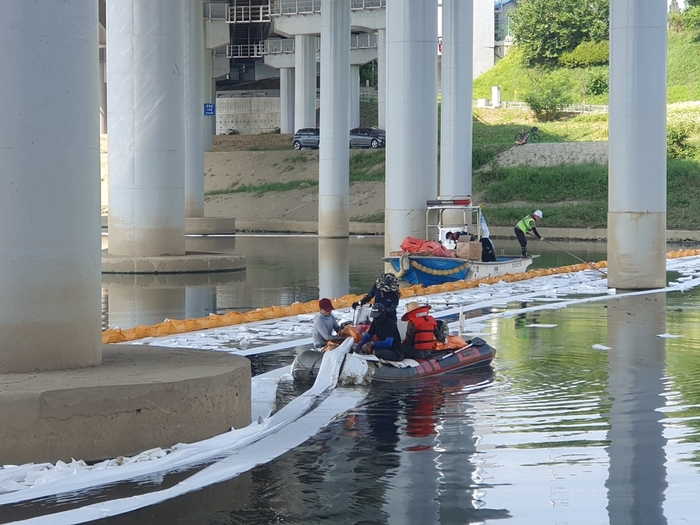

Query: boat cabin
left=425, top=198, right=484, bottom=247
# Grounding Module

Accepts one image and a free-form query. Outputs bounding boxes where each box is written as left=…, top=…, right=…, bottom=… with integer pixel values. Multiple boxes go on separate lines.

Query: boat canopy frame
left=425, top=200, right=483, bottom=244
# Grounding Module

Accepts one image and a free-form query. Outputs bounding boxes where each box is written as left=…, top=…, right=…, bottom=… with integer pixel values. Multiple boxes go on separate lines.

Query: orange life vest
left=409, top=314, right=439, bottom=351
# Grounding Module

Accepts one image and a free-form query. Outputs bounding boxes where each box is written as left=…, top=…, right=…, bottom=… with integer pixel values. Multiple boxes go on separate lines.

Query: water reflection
left=606, top=294, right=668, bottom=525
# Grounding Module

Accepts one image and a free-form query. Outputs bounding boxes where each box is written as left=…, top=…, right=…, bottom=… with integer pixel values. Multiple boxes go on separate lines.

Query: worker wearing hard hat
left=514, top=210, right=544, bottom=257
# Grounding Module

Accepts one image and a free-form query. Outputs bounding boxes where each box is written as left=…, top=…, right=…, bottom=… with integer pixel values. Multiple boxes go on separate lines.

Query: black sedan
left=349, top=127, right=385, bottom=149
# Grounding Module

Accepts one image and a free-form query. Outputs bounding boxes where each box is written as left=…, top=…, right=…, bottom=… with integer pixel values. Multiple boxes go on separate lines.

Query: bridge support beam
left=350, top=64, right=361, bottom=129
left=295, top=34, right=317, bottom=130
left=385, top=0, right=439, bottom=253
left=185, top=0, right=205, bottom=218
left=440, top=0, right=473, bottom=198
left=318, top=0, right=351, bottom=238
left=0, top=0, right=102, bottom=373
left=280, top=67, right=296, bottom=134
left=377, top=28, right=387, bottom=130
left=107, top=0, right=186, bottom=257
left=607, top=0, right=667, bottom=289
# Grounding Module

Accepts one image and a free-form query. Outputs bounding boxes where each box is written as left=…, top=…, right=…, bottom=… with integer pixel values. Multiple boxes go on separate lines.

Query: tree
left=687, top=0, right=700, bottom=7
left=510, top=0, right=609, bottom=66
left=669, top=0, right=681, bottom=13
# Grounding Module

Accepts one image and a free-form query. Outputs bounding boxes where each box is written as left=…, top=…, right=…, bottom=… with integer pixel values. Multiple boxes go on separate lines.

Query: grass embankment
left=474, top=31, right=700, bottom=104
left=476, top=160, right=700, bottom=229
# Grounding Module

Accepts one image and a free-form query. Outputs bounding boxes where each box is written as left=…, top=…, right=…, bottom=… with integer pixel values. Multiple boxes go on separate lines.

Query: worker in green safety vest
left=514, top=210, right=544, bottom=257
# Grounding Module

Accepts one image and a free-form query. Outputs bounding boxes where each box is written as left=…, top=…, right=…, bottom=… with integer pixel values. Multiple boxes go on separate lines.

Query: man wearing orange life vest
left=402, top=302, right=440, bottom=355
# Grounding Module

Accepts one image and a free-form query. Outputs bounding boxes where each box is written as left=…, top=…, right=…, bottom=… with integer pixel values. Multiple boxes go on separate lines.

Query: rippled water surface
left=31, top=236, right=693, bottom=524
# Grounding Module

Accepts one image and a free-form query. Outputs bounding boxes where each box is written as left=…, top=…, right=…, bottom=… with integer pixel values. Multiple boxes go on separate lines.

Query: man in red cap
left=312, top=298, right=342, bottom=348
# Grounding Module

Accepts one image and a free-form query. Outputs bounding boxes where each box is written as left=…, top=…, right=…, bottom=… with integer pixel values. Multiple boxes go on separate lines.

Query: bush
left=587, top=72, right=609, bottom=96
left=668, top=123, right=696, bottom=159
left=523, top=79, right=574, bottom=121
left=560, top=41, right=609, bottom=68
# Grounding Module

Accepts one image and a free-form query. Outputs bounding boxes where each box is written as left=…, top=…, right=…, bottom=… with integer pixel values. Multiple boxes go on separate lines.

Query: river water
left=10, top=236, right=698, bottom=524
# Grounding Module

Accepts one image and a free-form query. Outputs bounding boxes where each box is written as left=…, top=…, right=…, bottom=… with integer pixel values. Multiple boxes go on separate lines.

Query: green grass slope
left=474, top=31, right=700, bottom=105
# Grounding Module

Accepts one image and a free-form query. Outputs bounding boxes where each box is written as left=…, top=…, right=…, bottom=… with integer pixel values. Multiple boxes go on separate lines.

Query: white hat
left=533, top=210, right=543, bottom=218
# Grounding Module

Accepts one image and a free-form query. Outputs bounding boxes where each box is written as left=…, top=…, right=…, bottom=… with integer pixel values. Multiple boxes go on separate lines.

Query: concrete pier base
left=102, top=251, right=246, bottom=274
left=0, top=345, right=251, bottom=465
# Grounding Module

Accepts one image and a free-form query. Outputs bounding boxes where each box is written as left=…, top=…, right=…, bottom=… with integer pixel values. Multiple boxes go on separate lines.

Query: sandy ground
left=100, top=134, right=608, bottom=222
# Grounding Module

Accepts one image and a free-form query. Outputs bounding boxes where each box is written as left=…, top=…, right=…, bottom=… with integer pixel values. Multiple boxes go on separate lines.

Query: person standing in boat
left=352, top=273, right=400, bottom=321
left=401, top=302, right=441, bottom=354
left=312, top=298, right=343, bottom=348
left=514, top=210, right=544, bottom=257
left=479, top=213, right=497, bottom=262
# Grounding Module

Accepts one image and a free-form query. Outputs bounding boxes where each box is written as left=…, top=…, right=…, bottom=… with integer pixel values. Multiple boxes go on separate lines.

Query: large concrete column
left=350, top=64, right=361, bottom=129
left=318, top=239, right=350, bottom=299
left=0, top=0, right=102, bottom=373
left=473, top=0, right=494, bottom=78
left=608, top=0, right=667, bottom=289
left=385, top=0, right=439, bottom=253
left=185, top=0, right=205, bottom=218
left=319, top=0, right=351, bottom=237
left=280, top=67, right=296, bottom=134
left=440, top=0, right=473, bottom=198
left=99, top=58, right=108, bottom=134
left=107, top=0, right=186, bottom=256
left=295, top=34, right=318, bottom=130
left=203, top=47, right=214, bottom=151
left=377, top=28, right=387, bottom=129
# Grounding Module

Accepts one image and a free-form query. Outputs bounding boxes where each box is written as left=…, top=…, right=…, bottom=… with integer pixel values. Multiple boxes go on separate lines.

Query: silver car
left=349, top=127, right=385, bottom=149
left=292, top=128, right=320, bottom=150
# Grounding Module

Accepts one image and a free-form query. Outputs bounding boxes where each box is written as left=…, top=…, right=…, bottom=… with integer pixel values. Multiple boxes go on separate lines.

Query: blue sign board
left=204, top=103, right=216, bottom=116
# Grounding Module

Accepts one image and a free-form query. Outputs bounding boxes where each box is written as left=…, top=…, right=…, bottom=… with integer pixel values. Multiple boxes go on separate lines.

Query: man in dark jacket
left=359, top=304, right=429, bottom=362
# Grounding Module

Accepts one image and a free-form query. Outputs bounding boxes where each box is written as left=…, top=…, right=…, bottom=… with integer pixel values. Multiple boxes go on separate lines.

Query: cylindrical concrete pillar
left=377, top=28, right=387, bottom=130
left=107, top=0, right=186, bottom=256
left=318, top=239, right=350, bottom=299
left=385, top=0, right=439, bottom=253
left=319, top=0, right=351, bottom=238
left=0, top=0, right=102, bottom=373
left=203, top=47, right=214, bottom=151
left=440, top=0, right=474, bottom=199
left=99, top=58, right=108, bottom=134
left=280, top=67, right=296, bottom=134
left=608, top=0, right=667, bottom=289
left=350, top=64, right=361, bottom=129
left=295, top=34, right=318, bottom=130
left=185, top=0, right=205, bottom=218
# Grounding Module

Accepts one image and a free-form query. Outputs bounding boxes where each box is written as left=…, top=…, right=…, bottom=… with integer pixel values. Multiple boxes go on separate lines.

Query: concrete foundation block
left=185, top=217, right=237, bottom=235
left=0, top=345, right=251, bottom=465
left=102, top=251, right=246, bottom=274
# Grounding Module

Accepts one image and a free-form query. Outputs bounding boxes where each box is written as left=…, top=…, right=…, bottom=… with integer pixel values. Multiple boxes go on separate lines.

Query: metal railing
left=351, top=32, right=377, bottom=49
left=350, top=0, right=386, bottom=9
left=270, top=0, right=385, bottom=16
left=263, top=33, right=376, bottom=55
left=227, top=43, right=265, bottom=58
left=227, top=1, right=272, bottom=23
left=204, top=2, right=227, bottom=19
left=479, top=100, right=610, bottom=113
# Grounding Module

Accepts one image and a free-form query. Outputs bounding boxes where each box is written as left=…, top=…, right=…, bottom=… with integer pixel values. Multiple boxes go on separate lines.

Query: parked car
left=292, top=128, right=320, bottom=150
left=349, top=127, right=385, bottom=149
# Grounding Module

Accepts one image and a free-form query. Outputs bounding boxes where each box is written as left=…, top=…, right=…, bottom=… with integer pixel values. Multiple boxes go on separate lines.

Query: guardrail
left=492, top=101, right=609, bottom=113
left=227, top=43, right=265, bottom=58
left=263, top=33, right=377, bottom=55
left=271, top=0, right=385, bottom=15
left=228, top=1, right=271, bottom=23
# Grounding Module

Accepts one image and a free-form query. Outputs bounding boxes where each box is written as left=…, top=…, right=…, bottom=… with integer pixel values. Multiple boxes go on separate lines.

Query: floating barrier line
left=101, top=249, right=700, bottom=344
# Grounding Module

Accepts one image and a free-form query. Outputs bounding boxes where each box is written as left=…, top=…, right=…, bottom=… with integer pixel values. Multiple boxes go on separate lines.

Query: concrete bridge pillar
left=0, top=0, right=102, bottom=373
left=608, top=0, right=667, bottom=289
left=318, top=239, right=350, bottom=299
left=440, top=0, right=473, bottom=198
left=185, top=0, right=205, bottom=218
left=385, top=0, right=439, bottom=253
left=319, top=0, right=351, bottom=237
left=295, top=34, right=318, bottom=130
left=107, top=0, right=186, bottom=256
left=350, top=64, right=361, bottom=129
left=377, top=28, right=387, bottom=130
left=280, top=67, right=296, bottom=134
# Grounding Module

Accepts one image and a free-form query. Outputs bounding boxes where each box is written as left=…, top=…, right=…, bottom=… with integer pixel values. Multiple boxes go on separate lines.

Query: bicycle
left=514, top=126, right=541, bottom=144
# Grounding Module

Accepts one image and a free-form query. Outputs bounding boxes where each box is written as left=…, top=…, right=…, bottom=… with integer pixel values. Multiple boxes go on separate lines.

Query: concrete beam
left=0, top=0, right=102, bottom=373
left=272, top=9, right=384, bottom=37
left=0, top=345, right=250, bottom=464
left=607, top=0, right=667, bottom=289
left=264, top=47, right=377, bottom=69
